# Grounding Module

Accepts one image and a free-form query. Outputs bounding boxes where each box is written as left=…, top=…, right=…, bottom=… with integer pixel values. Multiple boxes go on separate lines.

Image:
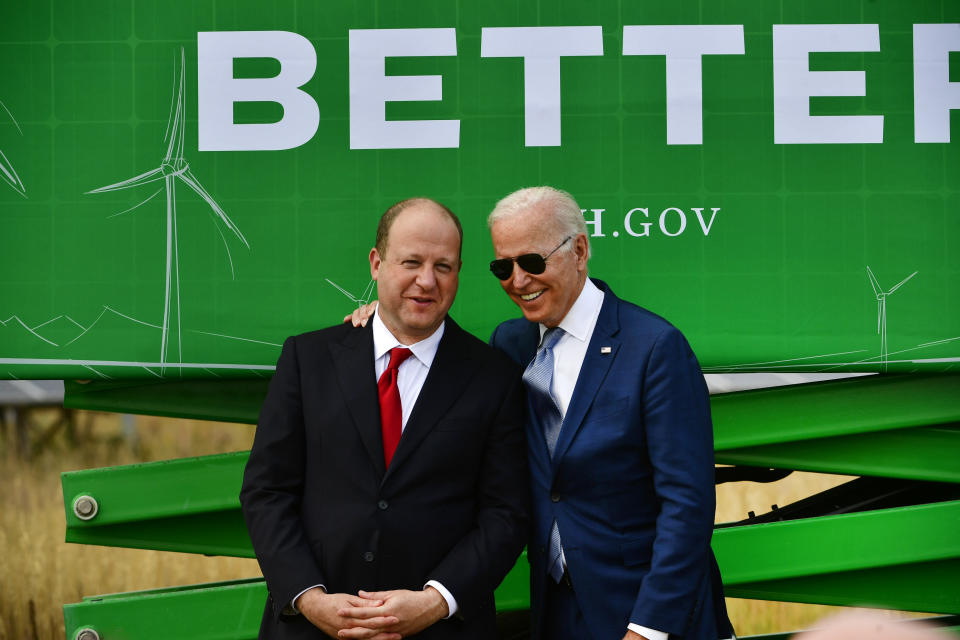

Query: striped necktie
left=522, top=327, right=567, bottom=582
left=522, top=327, right=565, bottom=455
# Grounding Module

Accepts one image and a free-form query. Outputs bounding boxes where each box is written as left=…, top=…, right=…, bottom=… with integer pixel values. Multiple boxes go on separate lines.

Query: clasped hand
left=298, top=586, right=449, bottom=639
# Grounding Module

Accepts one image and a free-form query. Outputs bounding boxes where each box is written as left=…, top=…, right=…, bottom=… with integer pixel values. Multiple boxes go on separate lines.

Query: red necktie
left=378, top=347, right=413, bottom=468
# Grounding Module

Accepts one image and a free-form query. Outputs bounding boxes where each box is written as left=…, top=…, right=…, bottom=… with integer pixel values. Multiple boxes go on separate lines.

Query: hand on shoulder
left=344, top=301, right=378, bottom=327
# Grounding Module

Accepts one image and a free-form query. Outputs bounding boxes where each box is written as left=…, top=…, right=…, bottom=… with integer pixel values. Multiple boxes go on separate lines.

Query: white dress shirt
left=540, top=277, right=604, bottom=416
left=293, top=311, right=458, bottom=618
left=371, top=309, right=443, bottom=431
left=538, top=279, right=668, bottom=640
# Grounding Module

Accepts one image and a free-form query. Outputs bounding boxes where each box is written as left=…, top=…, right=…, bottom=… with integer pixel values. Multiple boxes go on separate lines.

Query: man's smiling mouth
left=520, top=291, right=544, bottom=302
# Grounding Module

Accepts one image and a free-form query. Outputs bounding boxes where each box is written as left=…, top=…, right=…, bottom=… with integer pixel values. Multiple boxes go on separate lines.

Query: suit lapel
left=383, top=318, right=477, bottom=484
left=516, top=321, right=541, bottom=368
left=552, top=287, right=621, bottom=468
left=510, top=321, right=550, bottom=457
left=328, top=324, right=386, bottom=479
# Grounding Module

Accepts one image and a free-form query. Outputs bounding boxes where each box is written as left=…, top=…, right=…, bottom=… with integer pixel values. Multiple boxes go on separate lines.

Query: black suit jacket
left=240, top=317, right=530, bottom=640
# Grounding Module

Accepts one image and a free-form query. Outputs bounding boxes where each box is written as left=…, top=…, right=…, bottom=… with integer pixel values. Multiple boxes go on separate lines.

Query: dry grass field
left=0, top=409, right=924, bottom=639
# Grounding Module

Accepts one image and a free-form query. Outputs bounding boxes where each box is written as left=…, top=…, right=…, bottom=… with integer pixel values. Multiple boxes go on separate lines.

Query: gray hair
left=487, top=186, right=591, bottom=258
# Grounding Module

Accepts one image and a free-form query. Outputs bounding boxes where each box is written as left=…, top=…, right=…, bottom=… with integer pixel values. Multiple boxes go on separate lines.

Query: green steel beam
left=62, top=575, right=960, bottom=640
left=64, top=450, right=960, bottom=613
left=62, top=451, right=253, bottom=556
left=716, top=425, right=960, bottom=483
left=63, top=568, right=531, bottom=640
left=62, top=374, right=960, bottom=481
left=711, top=374, right=960, bottom=450
left=62, top=449, right=531, bottom=607
left=62, top=419, right=960, bottom=559
left=64, top=578, right=265, bottom=640
left=725, top=559, right=960, bottom=614
left=60, top=373, right=960, bottom=623
left=63, top=374, right=960, bottom=442
left=713, top=500, right=960, bottom=614
left=63, top=374, right=960, bottom=480
left=63, top=379, right=267, bottom=424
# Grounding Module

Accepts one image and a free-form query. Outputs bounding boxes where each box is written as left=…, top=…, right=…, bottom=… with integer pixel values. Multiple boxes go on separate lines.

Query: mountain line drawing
left=1, top=307, right=280, bottom=366
left=0, top=305, right=282, bottom=355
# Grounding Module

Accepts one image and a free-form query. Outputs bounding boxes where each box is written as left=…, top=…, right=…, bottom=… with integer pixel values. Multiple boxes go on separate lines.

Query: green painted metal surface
left=494, top=552, right=530, bottom=612
left=713, top=500, right=960, bottom=613
left=62, top=451, right=253, bottom=557
left=712, top=374, right=960, bottom=450
left=62, top=375, right=960, bottom=555
left=3, top=1, right=960, bottom=380
left=62, top=448, right=960, bottom=614
left=62, top=580, right=960, bottom=640
left=62, top=373, right=960, bottom=481
left=62, top=374, right=960, bottom=442
left=62, top=495, right=960, bottom=639
left=64, top=578, right=266, bottom=640
left=725, top=559, right=960, bottom=616
left=717, top=424, right=960, bottom=483
left=62, top=448, right=532, bottom=607
left=63, top=452, right=248, bottom=527
left=62, top=570, right=531, bottom=640
left=62, top=379, right=268, bottom=423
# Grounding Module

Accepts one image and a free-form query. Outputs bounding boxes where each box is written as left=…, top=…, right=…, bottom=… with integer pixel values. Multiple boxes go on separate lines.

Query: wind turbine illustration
left=87, top=49, right=249, bottom=375
left=0, top=99, right=26, bottom=197
left=866, top=266, right=917, bottom=372
left=325, top=278, right=376, bottom=308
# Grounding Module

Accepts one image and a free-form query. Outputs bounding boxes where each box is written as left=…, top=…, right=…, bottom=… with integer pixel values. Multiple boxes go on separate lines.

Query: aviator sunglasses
left=489, top=235, right=572, bottom=280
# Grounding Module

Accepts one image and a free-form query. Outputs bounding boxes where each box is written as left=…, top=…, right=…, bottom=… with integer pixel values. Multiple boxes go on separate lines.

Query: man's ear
left=369, top=247, right=382, bottom=280
left=573, top=234, right=589, bottom=270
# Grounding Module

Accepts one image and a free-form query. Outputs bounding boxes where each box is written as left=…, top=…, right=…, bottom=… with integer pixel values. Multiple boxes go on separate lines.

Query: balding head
left=376, top=197, right=462, bottom=259
left=794, top=611, right=954, bottom=640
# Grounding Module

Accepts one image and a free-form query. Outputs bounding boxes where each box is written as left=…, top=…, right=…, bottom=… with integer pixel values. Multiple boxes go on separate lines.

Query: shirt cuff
left=628, top=623, right=668, bottom=640
left=288, top=584, right=326, bottom=615
left=424, top=580, right=458, bottom=618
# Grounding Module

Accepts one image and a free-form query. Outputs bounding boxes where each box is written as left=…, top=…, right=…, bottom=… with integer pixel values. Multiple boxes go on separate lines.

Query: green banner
left=1, top=1, right=958, bottom=379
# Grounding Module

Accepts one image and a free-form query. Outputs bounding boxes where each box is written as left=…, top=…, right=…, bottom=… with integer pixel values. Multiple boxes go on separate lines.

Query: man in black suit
left=240, top=198, right=529, bottom=640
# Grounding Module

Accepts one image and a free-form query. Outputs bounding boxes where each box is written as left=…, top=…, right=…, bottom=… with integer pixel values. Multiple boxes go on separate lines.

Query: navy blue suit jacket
left=490, top=279, right=732, bottom=640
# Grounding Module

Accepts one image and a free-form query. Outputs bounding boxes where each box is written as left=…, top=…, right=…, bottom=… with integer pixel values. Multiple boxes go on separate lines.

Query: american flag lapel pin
left=600, top=346, right=612, bottom=354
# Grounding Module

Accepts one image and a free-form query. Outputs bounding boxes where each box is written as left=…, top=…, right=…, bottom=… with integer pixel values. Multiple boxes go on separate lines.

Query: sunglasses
left=489, top=236, right=572, bottom=280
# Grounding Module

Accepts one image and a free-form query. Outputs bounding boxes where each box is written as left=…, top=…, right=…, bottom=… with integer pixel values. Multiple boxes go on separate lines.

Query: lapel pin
left=600, top=346, right=612, bottom=354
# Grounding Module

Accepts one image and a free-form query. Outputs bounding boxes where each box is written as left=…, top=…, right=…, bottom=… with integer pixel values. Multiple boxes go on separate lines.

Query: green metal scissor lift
left=59, top=373, right=960, bottom=639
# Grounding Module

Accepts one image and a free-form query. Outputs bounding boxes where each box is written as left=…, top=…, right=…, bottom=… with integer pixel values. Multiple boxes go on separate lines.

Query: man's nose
left=416, top=266, right=438, bottom=289
left=511, top=262, right=531, bottom=287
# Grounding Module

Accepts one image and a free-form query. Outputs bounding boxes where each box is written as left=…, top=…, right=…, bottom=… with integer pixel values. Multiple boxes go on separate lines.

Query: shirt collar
left=372, top=308, right=445, bottom=367
left=539, top=277, right=604, bottom=343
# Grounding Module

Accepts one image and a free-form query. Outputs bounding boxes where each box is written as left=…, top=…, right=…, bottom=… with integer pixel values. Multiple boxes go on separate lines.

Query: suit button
left=378, top=500, right=388, bottom=510
left=550, top=493, right=560, bottom=503
left=363, top=551, right=375, bottom=562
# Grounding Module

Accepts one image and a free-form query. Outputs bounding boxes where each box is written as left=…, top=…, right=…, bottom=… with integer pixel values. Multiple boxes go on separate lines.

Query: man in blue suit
left=487, top=187, right=733, bottom=640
